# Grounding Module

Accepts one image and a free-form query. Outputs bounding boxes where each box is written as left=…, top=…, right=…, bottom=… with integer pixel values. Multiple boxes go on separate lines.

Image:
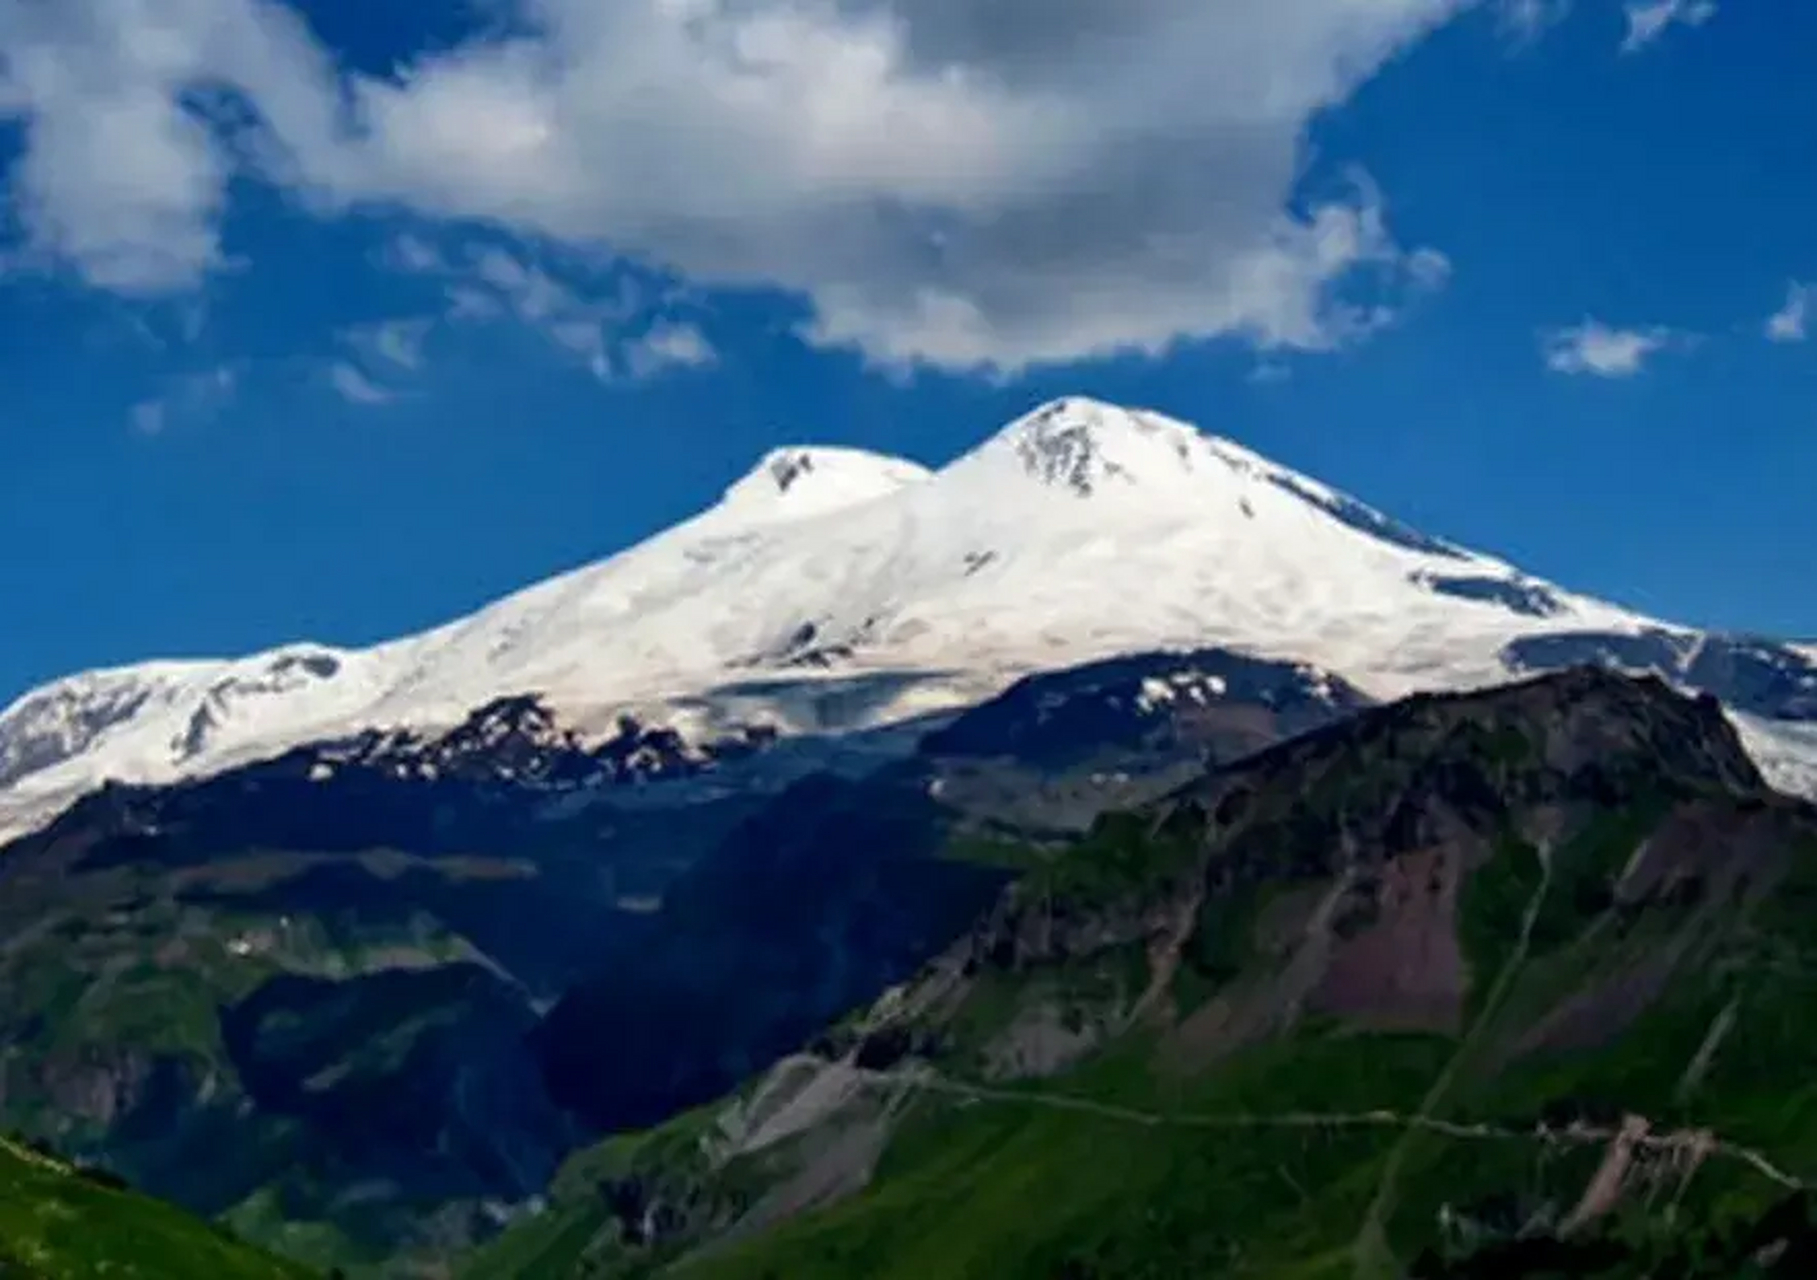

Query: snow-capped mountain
left=3, top=396, right=1814, bottom=842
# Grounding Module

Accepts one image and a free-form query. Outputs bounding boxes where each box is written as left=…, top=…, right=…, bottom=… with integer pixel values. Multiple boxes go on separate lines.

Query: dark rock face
left=281, top=693, right=782, bottom=789
left=1265, top=472, right=1470, bottom=559
left=1502, top=629, right=1695, bottom=678
left=922, top=648, right=1372, bottom=772
left=0, top=685, right=155, bottom=789
left=1416, top=573, right=1566, bottom=618
left=1503, top=628, right=1817, bottom=722
left=1684, top=635, right=1817, bottom=720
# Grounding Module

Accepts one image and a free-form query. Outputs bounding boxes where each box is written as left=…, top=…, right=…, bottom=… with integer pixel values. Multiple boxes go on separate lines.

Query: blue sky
left=0, top=0, right=1813, bottom=702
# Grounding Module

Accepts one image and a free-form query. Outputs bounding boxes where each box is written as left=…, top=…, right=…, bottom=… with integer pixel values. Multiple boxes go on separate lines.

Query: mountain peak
left=976, top=397, right=1215, bottom=497
left=967, top=398, right=1475, bottom=567
left=718, top=445, right=931, bottom=520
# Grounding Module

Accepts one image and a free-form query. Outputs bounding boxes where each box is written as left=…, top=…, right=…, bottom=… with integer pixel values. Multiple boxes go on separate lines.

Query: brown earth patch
left=1310, top=843, right=1468, bottom=1034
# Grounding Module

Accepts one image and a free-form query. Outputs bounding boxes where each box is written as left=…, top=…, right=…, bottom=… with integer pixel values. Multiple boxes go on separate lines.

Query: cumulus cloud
left=1540, top=318, right=1682, bottom=377
left=0, top=0, right=1468, bottom=375
left=1766, top=282, right=1811, bottom=344
left=1620, top=0, right=1716, bottom=53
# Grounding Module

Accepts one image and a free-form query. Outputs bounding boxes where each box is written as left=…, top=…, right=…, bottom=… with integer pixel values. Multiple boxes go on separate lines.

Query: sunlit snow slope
left=3, top=397, right=1812, bottom=840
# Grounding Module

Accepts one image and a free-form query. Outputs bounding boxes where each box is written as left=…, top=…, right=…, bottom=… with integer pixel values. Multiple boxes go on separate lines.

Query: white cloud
left=385, top=235, right=644, bottom=379
left=128, top=362, right=238, bottom=432
left=1621, top=0, right=1717, bottom=53
left=1766, top=282, right=1811, bottom=344
left=1496, top=0, right=1572, bottom=47
left=327, top=317, right=433, bottom=402
left=377, top=232, right=717, bottom=381
left=345, top=316, right=434, bottom=371
left=0, top=0, right=1468, bottom=375
left=384, top=233, right=447, bottom=276
left=1405, top=246, right=1454, bottom=292
left=328, top=362, right=397, bottom=405
left=623, top=321, right=718, bottom=380
left=1540, top=318, right=1682, bottom=377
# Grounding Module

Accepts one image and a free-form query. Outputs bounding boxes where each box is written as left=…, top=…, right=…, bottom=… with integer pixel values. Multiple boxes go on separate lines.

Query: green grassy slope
left=0, top=1135, right=317, bottom=1279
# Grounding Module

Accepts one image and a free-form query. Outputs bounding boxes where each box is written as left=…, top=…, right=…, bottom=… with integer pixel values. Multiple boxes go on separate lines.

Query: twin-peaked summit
left=723, top=397, right=1323, bottom=509
left=1, top=396, right=1813, bottom=841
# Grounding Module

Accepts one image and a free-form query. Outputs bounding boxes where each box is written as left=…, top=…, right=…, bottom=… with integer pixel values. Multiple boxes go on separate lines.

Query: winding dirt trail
left=852, top=1066, right=1802, bottom=1192
left=829, top=837, right=1799, bottom=1278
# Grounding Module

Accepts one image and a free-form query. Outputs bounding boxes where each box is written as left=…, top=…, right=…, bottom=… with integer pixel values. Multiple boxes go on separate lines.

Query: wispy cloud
left=1540, top=318, right=1683, bottom=377
left=325, top=318, right=433, bottom=405
left=328, top=362, right=397, bottom=406
left=1766, top=282, right=1811, bottom=344
left=622, top=321, right=718, bottom=380
left=345, top=316, right=434, bottom=372
left=385, top=236, right=620, bottom=377
left=118, top=295, right=211, bottom=353
left=383, top=233, right=447, bottom=277
left=1496, top=0, right=1572, bottom=48
left=379, top=232, right=714, bottom=382
left=129, top=364, right=237, bottom=434
left=1621, top=0, right=1717, bottom=54
left=129, top=400, right=169, bottom=436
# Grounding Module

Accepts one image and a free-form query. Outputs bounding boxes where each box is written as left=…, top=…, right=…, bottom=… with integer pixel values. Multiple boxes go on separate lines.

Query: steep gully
left=1351, top=839, right=1555, bottom=1275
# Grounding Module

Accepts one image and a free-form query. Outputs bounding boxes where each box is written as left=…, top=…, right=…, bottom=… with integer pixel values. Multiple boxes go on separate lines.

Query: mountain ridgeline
left=0, top=1130, right=312, bottom=1279
left=5, top=394, right=1817, bottom=1277
left=467, top=668, right=1817, bottom=1279
left=6, top=396, right=1816, bottom=849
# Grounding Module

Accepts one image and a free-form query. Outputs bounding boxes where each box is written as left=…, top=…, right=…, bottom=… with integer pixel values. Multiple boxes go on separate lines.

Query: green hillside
left=466, top=670, right=1817, bottom=1279
left=0, top=1133, right=316, bottom=1279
